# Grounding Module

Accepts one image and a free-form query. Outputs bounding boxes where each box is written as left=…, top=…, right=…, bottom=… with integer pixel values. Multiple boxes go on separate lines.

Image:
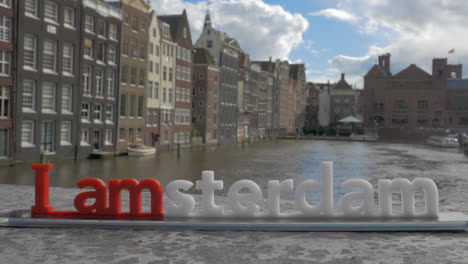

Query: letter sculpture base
left=1, top=210, right=467, bottom=232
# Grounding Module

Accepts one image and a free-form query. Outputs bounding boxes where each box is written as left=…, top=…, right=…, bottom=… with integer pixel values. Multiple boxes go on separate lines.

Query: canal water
left=1, top=140, right=467, bottom=210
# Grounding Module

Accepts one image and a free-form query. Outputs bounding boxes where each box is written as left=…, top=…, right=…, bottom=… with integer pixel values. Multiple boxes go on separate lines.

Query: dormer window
left=183, top=27, right=187, bottom=38
left=163, top=24, right=170, bottom=37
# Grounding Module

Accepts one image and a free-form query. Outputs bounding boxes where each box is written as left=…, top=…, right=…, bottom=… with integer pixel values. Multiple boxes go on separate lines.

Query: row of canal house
left=2, top=0, right=308, bottom=162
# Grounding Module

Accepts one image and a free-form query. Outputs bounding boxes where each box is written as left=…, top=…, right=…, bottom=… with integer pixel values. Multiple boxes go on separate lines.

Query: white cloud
left=151, top=0, right=309, bottom=61
left=318, top=0, right=468, bottom=87
left=309, top=8, right=359, bottom=23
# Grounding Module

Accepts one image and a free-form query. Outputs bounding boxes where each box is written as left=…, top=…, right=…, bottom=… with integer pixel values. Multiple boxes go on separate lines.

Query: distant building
left=194, top=11, right=241, bottom=143
left=289, top=64, right=307, bottom=134
left=330, top=74, right=359, bottom=122
left=159, top=10, right=193, bottom=145
left=363, top=53, right=467, bottom=129
left=115, top=0, right=150, bottom=153
left=316, top=82, right=332, bottom=127
left=192, top=48, right=220, bottom=144
left=146, top=10, right=161, bottom=147
left=304, top=82, right=319, bottom=130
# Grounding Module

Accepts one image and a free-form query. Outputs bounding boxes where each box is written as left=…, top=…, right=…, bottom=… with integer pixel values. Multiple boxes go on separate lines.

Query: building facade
left=192, top=48, right=220, bottom=144
left=115, top=0, right=150, bottom=153
left=145, top=11, right=161, bottom=147
left=194, top=11, right=241, bottom=143
left=363, top=53, right=463, bottom=130
left=0, top=0, right=14, bottom=160
left=159, top=10, right=193, bottom=145
left=289, top=64, right=307, bottom=134
left=78, top=0, right=122, bottom=156
left=329, top=73, right=358, bottom=123
left=157, top=17, right=176, bottom=148
left=304, top=82, right=319, bottom=131
left=16, top=0, right=82, bottom=161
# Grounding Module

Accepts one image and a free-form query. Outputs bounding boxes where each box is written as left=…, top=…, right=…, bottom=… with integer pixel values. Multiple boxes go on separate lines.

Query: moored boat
left=127, top=145, right=156, bottom=156
left=426, top=136, right=459, bottom=148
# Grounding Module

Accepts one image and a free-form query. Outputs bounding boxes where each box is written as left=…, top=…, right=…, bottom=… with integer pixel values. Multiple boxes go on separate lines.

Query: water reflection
left=1, top=140, right=467, bottom=203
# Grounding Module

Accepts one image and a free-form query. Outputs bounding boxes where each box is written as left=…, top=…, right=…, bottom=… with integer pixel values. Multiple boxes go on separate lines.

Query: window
left=85, top=15, right=94, bottom=33
left=156, top=45, right=160, bottom=56
left=168, top=88, right=173, bottom=102
left=21, top=121, right=34, bottom=147
left=129, top=95, right=135, bottom=117
left=163, top=24, right=170, bottom=36
left=25, top=0, right=38, bottom=17
left=95, top=69, right=103, bottom=95
left=163, top=67, right=167, bottom=81
left=139, top=70, right=145, bottom=86
left=140, top=45, right=146, bottom=60
left=130, top=68, right=137, bottom=85
left=121, top=66, right=128, bottom=84
left=23, top=34, right=37, bottom=69
left=123, top=39, right=129, bottom=56
left=138, top=96, right=143, bottom=117
left=0, top=50, right=10, bottom=76
left=149, top=43, right=153, bottom=55
left=80, top=129, right=89, bottom=145
left=105, top=105, right=113, bottom=122
left=146, top=109, right=151, bottom=125
left=105, top=129, right=112, bottom=145
left=108, top=45, right=117, bottom=64
left=81, top=103, right=90, bottom=121
left=0, top=86, right=8, bottom=118
left=84, top=38, right=93, bottom=58
left=183, top=27, right=187, bottom=38
left=155, top=63, right=159, bottom=74
left=97, top=42, right=105, bottom=62
left=149, top=61, right=153, bottom=73
left=60, top=122, right=71, bottom=145
left=169, top=68, right=173, bottom=81
left=40, top=121, right=54, bottom=152
left=136, top=128, right=142, bottom=141
left=154, top=82, right=159, bottom=99
left=42, top=82, right=56, bottom=112
left=94, top=104, right=102, bottom=122
left=120, top=94, right=127, bottom=116
left=109, top=24, right=117, bottom=40
left=64, top=7, right=75, bottom=28
left=44, top=1, right=58, bottom=24
left=83, top=65, right=91, bottom=94
left=63, top=43, right=74, bottom=75
left=132, top=17, right=138, bottom=31
left=107, top=71, right=115, bottom=98
left=163, top=88, right=166, bottom=102
left=119, top=128, right=126, bottom=141
left=0, top=15, right=11, bottom=42
left=97, top=20, right=106, bottom=37
left=148, top=81, right=153, bottom=98
left=23, top=80, right=35, bottom=112
left=43, top=39, right=57, bottom=72
left=61, top=84, right=72, bottom=114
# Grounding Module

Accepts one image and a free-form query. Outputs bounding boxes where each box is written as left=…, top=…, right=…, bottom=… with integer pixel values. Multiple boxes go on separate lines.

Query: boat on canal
left=426, top=135, right=459, bottom=148
left=127, top=145, right=157, bottom=157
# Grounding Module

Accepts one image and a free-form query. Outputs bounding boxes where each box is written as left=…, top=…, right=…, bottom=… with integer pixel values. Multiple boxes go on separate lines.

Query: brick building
left=115, top=0, right=150, bottom=153
left=159, top=10, right=193, bottom=145
left=363, top=53, right=465, bottom=130
left=192, top=48, right=220, bottom=144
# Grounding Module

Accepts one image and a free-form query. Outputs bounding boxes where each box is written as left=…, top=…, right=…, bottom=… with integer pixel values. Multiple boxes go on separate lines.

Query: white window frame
left=109, top=24, right=117, bottom=40
left=43, top=39, right=57, bottom=73
left=85, top=15, right=95, bottom=33
left=25, top=0, right=38, bottom=18
left=107, top=71, right=115, bottom=98
left=83, top=65, right=91, bottom=95
left=63, top=43, right=74, bottom=75
left=84, top=38, right=94, bottom=59
left=105, top=104, right=113, bottom=123
left=42, top=82, right=56, bottom=113
left=95, top=68, right=103, bottom=96
left=94, top=104, right=102, bottom=122
left=60, top=121, right=72, bottom=146
left=0, top=0, right=11, bottom=8
left=0, top=86, right=8, bottom=118
left=22, top=80, right=36, bottom=112
left=61, top=84, right=72, bottom=114
left=81, top=103, right=90, bottom=122
left=23, top=34, right=37, bottom=70
left=44, top=0, right=59, bottom=25
left=80, top=129, right=90, bottom=146
left=21, top=120, right=35, bottom=147
left=0, top=15, right=11, bottom=42
left=64, top=7, right=75, bottom=29
left=0, top=50, right=10, bottom=77
left=105, top=129, right=113, bottom=145
left=108, top=45, right=117, bottom=64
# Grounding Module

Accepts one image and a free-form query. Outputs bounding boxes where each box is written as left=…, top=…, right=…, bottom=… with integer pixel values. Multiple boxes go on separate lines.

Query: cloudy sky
left=151, top=0, right=467, bottom=88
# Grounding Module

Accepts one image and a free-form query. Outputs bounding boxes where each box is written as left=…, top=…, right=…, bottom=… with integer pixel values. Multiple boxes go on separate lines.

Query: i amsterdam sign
left=1, top=162, right=468, bottom=231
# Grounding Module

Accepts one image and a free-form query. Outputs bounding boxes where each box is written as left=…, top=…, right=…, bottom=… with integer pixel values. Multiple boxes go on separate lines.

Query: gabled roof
left=158, top=18, right=174, bottom=42
left=393, top=64, right=431, bottom=79
left=364, top=64, right=389, bottom=78
left=158, top=14, right=181, bottom=41
left=334, top=78, right=353, bottom=90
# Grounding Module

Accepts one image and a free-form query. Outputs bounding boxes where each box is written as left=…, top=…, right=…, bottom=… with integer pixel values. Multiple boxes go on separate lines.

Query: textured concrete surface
left=0, top=184, right=467, bottom=264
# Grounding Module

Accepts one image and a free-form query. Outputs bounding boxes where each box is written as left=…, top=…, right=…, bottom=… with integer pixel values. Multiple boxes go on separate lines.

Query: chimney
left=269, top=56, right=272, bottom=63
left=378, top=53, right=391, bottom=75
left=341, top=73, right=345, bottom=80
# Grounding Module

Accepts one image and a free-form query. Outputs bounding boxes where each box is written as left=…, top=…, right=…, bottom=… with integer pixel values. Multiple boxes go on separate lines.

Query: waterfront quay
left=1, top=140, right=468, bottom=263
